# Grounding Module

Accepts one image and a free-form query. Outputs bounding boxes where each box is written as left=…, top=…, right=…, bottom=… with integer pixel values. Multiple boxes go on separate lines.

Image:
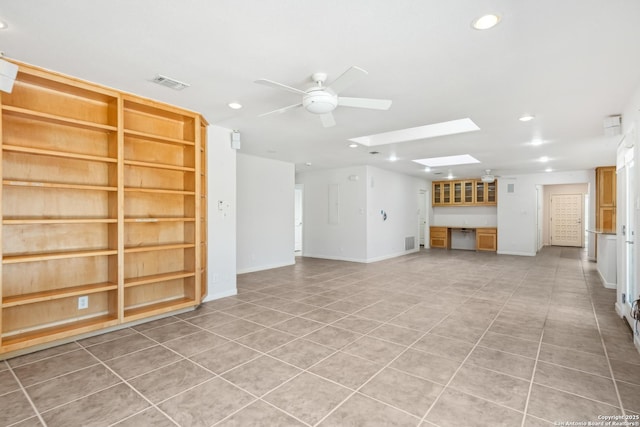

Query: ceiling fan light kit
left=481, top=169, right=496, bottom=183
left=255, top=66, right=392, bottom=127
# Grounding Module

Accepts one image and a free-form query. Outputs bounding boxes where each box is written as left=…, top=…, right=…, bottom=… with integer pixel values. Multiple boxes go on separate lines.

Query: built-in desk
left=588, top=229, right=617, bottom=288
left=430, top=226, right=497, bottom=251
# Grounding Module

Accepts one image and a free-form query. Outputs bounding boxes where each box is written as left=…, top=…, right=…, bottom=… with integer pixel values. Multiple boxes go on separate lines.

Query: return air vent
left=405, top=236, right=415, bottom=250
left=150, top=74, right=190, bottom=90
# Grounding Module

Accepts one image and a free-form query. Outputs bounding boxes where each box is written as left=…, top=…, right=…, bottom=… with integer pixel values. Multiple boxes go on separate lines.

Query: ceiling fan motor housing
left=303, top=89, right=338, bottom=114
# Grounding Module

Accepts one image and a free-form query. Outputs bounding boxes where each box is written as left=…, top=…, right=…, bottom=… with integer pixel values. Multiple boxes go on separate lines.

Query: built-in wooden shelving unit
left=0, top=60, right=208, bottom=356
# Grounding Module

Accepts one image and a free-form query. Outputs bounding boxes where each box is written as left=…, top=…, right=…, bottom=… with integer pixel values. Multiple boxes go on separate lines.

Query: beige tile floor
left=1, top=246, right=640, bottom=426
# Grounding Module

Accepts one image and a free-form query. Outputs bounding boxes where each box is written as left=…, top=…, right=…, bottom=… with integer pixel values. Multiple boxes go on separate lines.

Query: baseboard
left=365, top=249, right=420, bottom=263
left=202, top=288, right=237, bottom=303
left=302, top=253, right=367, bottom=263
left=615, top=302, right=626, bottom=318
left=597, top=268, right=617, bottom=289
left=237, top=260, right=295, bottom=274
left=496, top=250, right=536, bottom=257
left=302, top=248, right=419, bottom=264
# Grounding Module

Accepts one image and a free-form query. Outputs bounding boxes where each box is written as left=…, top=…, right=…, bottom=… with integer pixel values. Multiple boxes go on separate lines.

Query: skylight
left=348, top=118, right=480, bottom=147
left=412, top=154, right=481, bottom=167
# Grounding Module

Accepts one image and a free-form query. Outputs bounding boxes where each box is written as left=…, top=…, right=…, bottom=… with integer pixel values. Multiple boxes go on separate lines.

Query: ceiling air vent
left=151, top=74, right=190, bottom=91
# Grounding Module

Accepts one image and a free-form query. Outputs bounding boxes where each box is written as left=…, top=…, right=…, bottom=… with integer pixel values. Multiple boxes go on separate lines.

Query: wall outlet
left=78, top=296, right=89, bottom=310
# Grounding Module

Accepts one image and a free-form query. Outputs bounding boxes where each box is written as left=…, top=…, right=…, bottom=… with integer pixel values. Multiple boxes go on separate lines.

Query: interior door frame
left=550, top=193, right=584, bottom=247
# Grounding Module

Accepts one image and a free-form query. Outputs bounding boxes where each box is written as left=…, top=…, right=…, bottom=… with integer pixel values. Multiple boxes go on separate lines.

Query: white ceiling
left=2, top=0, right=639, bottom=179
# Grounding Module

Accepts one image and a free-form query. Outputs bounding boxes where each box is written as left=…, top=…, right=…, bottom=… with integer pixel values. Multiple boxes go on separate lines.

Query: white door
left=294, top=187, right=303, bottom=252
left=550, top=194, right=583, bottom=247
left=620, top=146, right=636, bottom=325
left=418, top=190, right=427, bottom=246
left=536, top=185, right=543, bottom=251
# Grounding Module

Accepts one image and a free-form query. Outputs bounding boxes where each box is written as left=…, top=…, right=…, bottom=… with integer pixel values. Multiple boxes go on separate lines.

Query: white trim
left=497, top=250, right=536, bottom=257
left=237, top=261, right=295, bottom=274
left=598, top=268, right=617, bottom=289
left=615, top=301, right=626, bottom=317
left=303, top=248, right=420, bottom=264
left=302, top=254, right=367, bottom=263
left=202, top=288, right=237, bottom=303
left=365, top=248, right=420, bottom=263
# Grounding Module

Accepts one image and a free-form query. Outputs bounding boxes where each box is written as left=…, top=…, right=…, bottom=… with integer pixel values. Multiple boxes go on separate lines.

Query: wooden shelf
left=4, top=218, right=117, bottom=225
left=124, top=298, right=196, bottom=322
left=123, top=159, right=195, bottom=172
left=3, top=249, right=118, bottom=264
left=2, top=105, right=117, bottom=133
left=124, top=187, right=195, bottom=195
left=123, top=243, right=195, bottom=254
left=3, top=180, right=117, bottom=192
left=124, top=129, right=195, bottom=146
left=2, top=144, right=117, bottom=163
left=124, top=217, right=195, bottom=223
left=125, top=271, right=196, bottom=288
left=3, top=282, right=118, bottom=307
left=1, top=60, right=206, bottom=358
left=0, top=315, right=119, bottom=353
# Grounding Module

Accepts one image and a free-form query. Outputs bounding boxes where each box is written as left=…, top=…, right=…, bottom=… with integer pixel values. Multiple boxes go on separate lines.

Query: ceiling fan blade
left=327, top=66, right=368, bottom=94
left=338, top=97, right=392, bottom=110
left=258, top=103, right=302, bottom=117
left=320, top=112, right=336, bottom=128
left=255, top=79, right=307, bottom=96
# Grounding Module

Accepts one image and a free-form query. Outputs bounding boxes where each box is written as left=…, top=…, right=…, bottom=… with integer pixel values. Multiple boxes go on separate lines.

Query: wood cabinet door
left=476, top=229, right=497, bottom=251
left=453, top=182, right=463, bottom=204
left=463, top=181, right=474, bottom=204
left=433, top=182, right=442, bottom=205
left=442, top=183, right=451, bottom=204
left=597, top=167, right=616, bottom=207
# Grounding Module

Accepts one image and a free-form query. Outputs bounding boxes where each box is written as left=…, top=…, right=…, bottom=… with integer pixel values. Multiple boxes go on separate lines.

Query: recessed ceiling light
left=389, top=155, right=397, bottom=162
left=530, top=139, right=543, bottom=146
left=472, top=14, right=501, bottom=30
left=349, top=118, right=480, bottom=147
left=545, top=167, right=553, bottom=172
left=424, top=167, right=431, bottom=172
left=0, top=20, right=7, bottom=30
left=228, top=102, right=242, bottom=110
left=305, top=162, right=312, bottom=166
left=447, top=174, right=454, bottom=180
left=413, top=154, right=480, bottom=168
left=519, top=114, right=535, bottom=122
left=539, top=156, right=549, bottom=163
left=348, top=143, right=358, bottom=148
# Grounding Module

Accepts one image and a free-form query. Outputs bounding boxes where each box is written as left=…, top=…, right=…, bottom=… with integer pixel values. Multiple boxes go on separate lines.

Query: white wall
left=432, top=206, right=497, bottom=228
left=297, top=166, right=368, bottom=262
left=297, top=166, right=427, bottom=263
left=204, top=125, right=237, bottom=302
left=366, top=166, right=427, bottom=261
left=497, top=170, right=591, bottom=256
left=236, top=153, right=295, bottom=273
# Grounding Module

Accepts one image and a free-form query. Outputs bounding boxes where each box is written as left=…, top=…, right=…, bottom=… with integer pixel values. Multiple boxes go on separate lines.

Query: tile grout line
left=210, top=290, right=456, bottom=426
left=519, top=326, right=547, bottom=426
left=311, top=294, right=482, bottom=426
left=417, top=267, right=532, bottom=426
left=5, top=362, right=48, bottom=427
left=581, top=257, right=627, bottom=416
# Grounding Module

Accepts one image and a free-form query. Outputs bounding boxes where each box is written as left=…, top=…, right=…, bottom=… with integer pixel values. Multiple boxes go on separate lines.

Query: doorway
left=550, top=194, right=584, bottom=247
left=618, top=143, right=636, bottom=325
left=294, top=185, right=303, bottom=254
left=418, top=189, right=428, bottom=246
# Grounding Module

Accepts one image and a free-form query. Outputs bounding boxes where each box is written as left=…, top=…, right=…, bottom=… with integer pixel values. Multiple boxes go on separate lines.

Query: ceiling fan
left=255, top=66, right=392, bottom=128
left=481, top=169, right=498, bottom=183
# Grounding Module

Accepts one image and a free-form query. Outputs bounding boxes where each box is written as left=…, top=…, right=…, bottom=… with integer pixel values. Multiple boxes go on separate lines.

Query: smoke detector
left=151, top=74, right=190, bottom=90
